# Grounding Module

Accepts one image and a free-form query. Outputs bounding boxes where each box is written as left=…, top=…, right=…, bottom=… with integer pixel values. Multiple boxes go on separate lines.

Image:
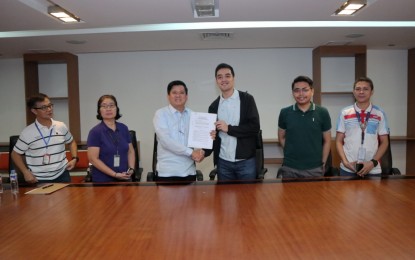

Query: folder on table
left=25, top=183, right=69, bottom=195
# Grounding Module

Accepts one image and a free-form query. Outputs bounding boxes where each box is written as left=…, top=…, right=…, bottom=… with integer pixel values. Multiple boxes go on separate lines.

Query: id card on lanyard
left=35, top=123, right=54, bottom=165
left=107, top=128, right=121, bottom=168
left=355, top=107, right=372, bottom=162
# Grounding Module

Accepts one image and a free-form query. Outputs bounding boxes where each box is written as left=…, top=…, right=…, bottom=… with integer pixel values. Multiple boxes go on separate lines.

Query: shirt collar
left=354, top=102, right=372, bottom=112
left=168, top=104, right=189, bottom=114
left=220, top=89, right=239, bottom=103
left=292, top=102, right=315, bottom=112
left=35, top=119, right=55, bottom=129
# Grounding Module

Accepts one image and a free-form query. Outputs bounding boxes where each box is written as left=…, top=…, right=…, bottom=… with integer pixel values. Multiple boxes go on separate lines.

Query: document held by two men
left=187, top=112, right=217, bottom=149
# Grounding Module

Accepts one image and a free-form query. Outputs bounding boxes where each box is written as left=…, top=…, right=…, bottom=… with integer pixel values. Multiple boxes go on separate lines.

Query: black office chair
left=209, top=130, right=268, bottom=180
left=147, top=133, right=204, bottom=181
left=8, top=135, right=27, bottom=184
left=323, top=150, right=339, bottom=176
left=129, top=130, right=144, bottom=181
left=380, top=135, right=401, bottom=175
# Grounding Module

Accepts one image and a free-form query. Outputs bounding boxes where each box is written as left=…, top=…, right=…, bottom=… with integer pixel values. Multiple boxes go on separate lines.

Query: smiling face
left=216, top=68, right=235, bottom=97
left=292, top=81, right=314, bottom=107
left=168, top=84, right=188, bottom=111
left=353, top=80, right=373, bottom=105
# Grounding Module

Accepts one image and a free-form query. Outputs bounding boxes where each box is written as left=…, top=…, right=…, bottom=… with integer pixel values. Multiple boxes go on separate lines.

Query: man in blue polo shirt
left=277, top=76, right=332, bottom=178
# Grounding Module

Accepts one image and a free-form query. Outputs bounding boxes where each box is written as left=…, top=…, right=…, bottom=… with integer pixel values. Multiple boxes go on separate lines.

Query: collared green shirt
left=278, top=102, right=331, bottom=170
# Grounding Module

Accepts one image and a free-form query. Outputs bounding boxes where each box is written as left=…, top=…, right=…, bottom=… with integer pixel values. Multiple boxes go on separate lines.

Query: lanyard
left=35, top=123, right=53, bottom=148
left=107, top=128, right=119, bottom=154
left=355, top=107, right=371, bottom=145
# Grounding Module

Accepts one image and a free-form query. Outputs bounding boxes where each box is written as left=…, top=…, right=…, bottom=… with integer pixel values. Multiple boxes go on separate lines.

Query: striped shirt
left=13, top=119, right=73, bottom=180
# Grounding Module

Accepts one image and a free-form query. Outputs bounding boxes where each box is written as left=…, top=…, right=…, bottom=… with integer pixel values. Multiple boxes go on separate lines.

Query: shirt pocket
left=366, top=120, right=379, bottom=135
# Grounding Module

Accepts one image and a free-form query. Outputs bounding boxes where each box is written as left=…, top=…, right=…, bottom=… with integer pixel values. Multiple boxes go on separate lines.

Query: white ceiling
left=1, top=0, right=415, bottom=59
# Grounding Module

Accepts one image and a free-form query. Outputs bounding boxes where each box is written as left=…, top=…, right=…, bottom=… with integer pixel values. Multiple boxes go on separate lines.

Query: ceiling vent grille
left=200, top=32, right=234, bottom=40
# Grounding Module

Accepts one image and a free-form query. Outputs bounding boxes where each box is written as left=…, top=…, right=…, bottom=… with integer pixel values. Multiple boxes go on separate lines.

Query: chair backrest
left=380, top=134, right=400, bottom=175
left=129, top=130, right=141, bottom=181
left=255, top=130, right=268, bottom=179
left=8, top=135, right=26, bottom=183
left=152, top=133, right=158, bottom=175
left=323, top=150, right=339, bottom=176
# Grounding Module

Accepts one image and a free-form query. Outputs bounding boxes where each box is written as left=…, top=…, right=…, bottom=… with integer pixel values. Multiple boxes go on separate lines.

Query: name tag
left=114, top=155, right=120, bottom=167
left=43, top=154, right=51, bottom=165
left=358, top=147, right=366, bottom=161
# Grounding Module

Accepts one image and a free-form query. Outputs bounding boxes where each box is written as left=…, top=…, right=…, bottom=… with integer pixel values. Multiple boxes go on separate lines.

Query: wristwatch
left=127, top=167, right=135, bottom=174
left=371, top=159, right=378, bottom=167
left=72, top=156, right=79, bottom=163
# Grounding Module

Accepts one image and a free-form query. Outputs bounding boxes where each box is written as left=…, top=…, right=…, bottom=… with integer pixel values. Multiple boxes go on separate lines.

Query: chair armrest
left=209, top=168, right=217, bottom=181
left=257, top=168, right=268, bottom=179
left=147, top=171, right=156, bottom=182
left=132, top=168, right=143, bottom=182
left=196, top=170, right=204, bottom=181
left=391, top=168, right=401, bottom=175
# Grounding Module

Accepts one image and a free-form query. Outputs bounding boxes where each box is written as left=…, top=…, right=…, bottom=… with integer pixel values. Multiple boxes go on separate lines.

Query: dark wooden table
left=1, top=177, right=415, bottom=259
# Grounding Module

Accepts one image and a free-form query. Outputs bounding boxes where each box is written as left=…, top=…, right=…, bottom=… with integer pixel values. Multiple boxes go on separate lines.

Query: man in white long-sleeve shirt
left=153, top=80, right=206, bottom=182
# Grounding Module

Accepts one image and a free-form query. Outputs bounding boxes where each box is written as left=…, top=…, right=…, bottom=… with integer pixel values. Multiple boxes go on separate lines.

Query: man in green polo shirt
left=277, top=75, right=332, bottom=178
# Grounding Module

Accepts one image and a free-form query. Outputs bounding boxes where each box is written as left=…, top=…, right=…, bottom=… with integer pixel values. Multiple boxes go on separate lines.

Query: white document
left=188, top=112, right=217, bottom=149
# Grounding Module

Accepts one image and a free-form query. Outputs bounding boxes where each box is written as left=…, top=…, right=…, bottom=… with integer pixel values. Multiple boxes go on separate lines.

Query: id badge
left=114, top=155, right=120, bottom=167
left=43, top=154, right=51, bottom=164
left=357, top=147, right=366, bottom=161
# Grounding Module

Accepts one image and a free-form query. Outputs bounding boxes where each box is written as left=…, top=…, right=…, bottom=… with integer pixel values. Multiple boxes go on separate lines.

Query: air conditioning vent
left=200, top=32, right=234, bottom=40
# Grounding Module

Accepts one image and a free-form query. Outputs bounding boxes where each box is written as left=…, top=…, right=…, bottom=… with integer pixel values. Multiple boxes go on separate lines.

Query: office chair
left=129, top=130, right=144, bottom=181
left=8, top=135, right=27, bottom=183
left=276, top=149, right=338, bottom=178
left=147, top=133, right=204, bottom=181
left=209, top=130, right=268, bottom=180
left=323, top=150, right=339, bottom=176
left=380, top=135, right=401, bottom=175
left=84, top=130, right=143, bottom=182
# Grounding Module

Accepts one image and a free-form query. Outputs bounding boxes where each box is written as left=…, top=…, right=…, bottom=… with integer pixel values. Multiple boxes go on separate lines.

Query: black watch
left=371, top=159, right=378, bottom=167
left=127, top=167, right=135, bottom=174
left=72, top=156, right=79, bottom=163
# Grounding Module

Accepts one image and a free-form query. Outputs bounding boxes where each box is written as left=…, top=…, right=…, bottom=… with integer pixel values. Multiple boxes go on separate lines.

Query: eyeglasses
left=100, top=104, right=116, bottom=109
left=354, top=87, right=371, bottom=92
left=293, top=88, right=311, bottom=94
left=33, top=103, right=54, bottom=111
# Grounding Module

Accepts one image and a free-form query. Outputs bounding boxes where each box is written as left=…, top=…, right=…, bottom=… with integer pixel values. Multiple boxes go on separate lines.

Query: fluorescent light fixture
left=333, top=0, right=367, bottom=16
left=192, top=0, right=219, bottom=18
left=48, top=5, right=81, bottom=23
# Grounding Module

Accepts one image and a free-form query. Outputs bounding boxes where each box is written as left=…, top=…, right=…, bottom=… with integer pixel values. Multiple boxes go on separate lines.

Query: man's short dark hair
left=167, top=80, right=188, bottom=95
left=291, top=76, right=313, bottom=90
left=354, top=76, right=374, bottom=90
left=215, top=63, right=235, bottom=78
left=26, top=93, right=49, bottom=109
left=96, top=94, right=122, bottom=120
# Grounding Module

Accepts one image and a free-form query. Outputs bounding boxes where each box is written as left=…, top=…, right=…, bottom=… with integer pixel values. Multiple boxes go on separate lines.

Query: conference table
left=1, top=176, right=415, bottom=259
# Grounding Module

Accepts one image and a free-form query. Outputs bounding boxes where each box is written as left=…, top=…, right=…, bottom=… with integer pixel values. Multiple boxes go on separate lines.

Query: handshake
left=191, top=149, right=205, bottom=163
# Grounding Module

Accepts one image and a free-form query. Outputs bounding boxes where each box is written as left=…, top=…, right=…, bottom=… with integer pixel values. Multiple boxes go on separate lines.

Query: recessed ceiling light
left=333, top=0, right=367, bottom=16
left=48, top=5, right=82, bottom=23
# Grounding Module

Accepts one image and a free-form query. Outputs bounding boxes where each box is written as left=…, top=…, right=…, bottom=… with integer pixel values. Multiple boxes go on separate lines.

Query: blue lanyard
left=35, top=123, right=54, bottom=148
